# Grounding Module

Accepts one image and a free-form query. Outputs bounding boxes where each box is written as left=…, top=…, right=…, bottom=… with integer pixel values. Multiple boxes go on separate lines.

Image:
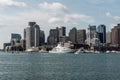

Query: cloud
left=0, top=0, right=26, bottom=7
left=39, top=2, right=68, bottom=12
left=0, top=2, right=94, bottom=27
left=48, top=17, right=62, bottom=24
left=38, top=2, right=94, bottom=24
left=106, top=12, right=120, bottom=21
left=64, top=14, right=94, bottom=23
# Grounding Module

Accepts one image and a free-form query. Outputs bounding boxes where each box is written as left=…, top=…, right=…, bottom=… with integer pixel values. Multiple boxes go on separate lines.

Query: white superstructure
left=49, top=43, right=74, bottom=54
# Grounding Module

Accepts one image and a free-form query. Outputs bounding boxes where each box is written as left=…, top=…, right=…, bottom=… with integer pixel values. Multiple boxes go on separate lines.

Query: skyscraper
left=39, top=30, right=45, bottom=45
left=47, top=29, right=59, bottom=45
left=47, top=26, right=66, bottom=45
left=86, top=24, right=98, bottom=46
left=29, top=22, right=36, bottom=47
left=25, top=22, right=41, bottom=50
left=97, top=24, right=106, bottom=43
left=26, top=27, right=31, bottom=49
left=69, top=27, right=77, bottom=44
left=34, top=24, right=40, bottom=47
left=106, top=31, right=111, bottom=44
left=57, top=26, right=66, bottom=42
left=111, top=24, right=120, bottom=47
left=77, top=29, right=86, bottom=44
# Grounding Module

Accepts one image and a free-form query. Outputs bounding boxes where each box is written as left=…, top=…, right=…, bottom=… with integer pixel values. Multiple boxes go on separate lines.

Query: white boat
left=49, top=43, right=74, bottom=54
left=26, top=48, right=34, bottom=52
left=75, top=48, right=85, bottom=54
left=39, top=49, right=48, bottom=53
left=75, top=47, right=92, bottom=54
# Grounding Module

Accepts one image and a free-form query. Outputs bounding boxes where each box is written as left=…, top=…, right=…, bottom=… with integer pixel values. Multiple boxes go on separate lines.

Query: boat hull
left=49, top=50, right=74, bottom=54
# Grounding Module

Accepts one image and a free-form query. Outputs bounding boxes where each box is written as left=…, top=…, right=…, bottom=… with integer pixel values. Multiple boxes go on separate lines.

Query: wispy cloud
left=0, top=2, right=95, bottom=28
left=106, top=12, right=120, bottom=21
left=0, top=0, right=27, bottom=7
left=39, top=2, right=68, bottom=12
left=38, top=2, right=94, bottom=24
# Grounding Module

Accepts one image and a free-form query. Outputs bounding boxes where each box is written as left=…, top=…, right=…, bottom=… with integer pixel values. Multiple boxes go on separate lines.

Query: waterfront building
left=90, top=33, right=100, bottom=47
left=47, top=26, right=66, bottom=45
left=11, top=33, right=21, bottom=46
left=29, top=22, right=36, bottom=47
left=25, top=27, right=31, bottom=50
left=25, top=22, right=41, bottom=50
left=76, top=29, right=86, bottom=44
left=39, top=30, right=45, bottom=45
left=47, top=29, right=59, bottom=45
left=86, top=24, right=98, bottom=46
left=57, top=26, right=66, bottom=41
left=69, top=27, right=77, bottom=44
left=97, top=24, right=106, bottom=44
left=111, top=24, right=120, bottom=47
left=106, top=31, right=111, bottom=44
left=34, top=24, right=40, bottom=47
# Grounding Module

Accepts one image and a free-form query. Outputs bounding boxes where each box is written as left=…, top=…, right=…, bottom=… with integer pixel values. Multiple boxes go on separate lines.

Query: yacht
left=49, top=43, right=74, bottom=54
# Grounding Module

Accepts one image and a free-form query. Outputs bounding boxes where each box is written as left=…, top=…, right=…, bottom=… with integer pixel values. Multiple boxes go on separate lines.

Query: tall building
left=29, top=22, right=36, bottom=47
left=47, top=29, right=59, bottom=45
left=69, top=27, right=77, bottom=44
left=25, top=22, right=41, bottom=50
left=86, top=24, right=98, bottom=46
left=111, top=24, right=120, bottom=47
left=106, top=31, right=111, bottom=44
left=57, top=26, right=66, bottom=42
left=39, top=30, right=45, bottom=45
left=26, top=27, right=31, bottom=49
left=47, top=26, right=66, bottom=45
left=57, top=27, right=66, bottom=37
left=77, top=29, right=86, bottom=44
left=34, top=24, right=40, bottom=47
left=97, top=24, right=106, bottom=43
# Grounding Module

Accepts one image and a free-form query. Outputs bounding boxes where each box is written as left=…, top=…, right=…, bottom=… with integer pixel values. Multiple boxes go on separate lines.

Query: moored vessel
left=49, top=43, right=74, bottom=54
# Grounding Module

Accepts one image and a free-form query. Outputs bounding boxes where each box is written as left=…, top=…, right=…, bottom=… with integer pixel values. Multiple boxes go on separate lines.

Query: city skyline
left=0, top=0, right=120, bottom=49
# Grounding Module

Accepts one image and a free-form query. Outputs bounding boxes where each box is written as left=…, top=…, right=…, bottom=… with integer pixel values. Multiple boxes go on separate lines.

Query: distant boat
left=75, top=48, right=85, bottom=54
left=49, top=43, right=74, bottom=54
left=74, top=47, right=99, bottom=54
left=39, top=49, right=48, bottom=53
left=26, top=48, right=34, bottom=52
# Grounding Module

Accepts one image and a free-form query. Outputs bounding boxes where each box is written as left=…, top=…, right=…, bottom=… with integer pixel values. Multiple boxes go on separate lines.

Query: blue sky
left=0, top=0, right=120, bottom=49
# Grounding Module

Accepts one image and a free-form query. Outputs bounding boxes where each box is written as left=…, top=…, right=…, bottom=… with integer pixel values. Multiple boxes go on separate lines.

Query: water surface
left=0, top=52, right=120, bottom=80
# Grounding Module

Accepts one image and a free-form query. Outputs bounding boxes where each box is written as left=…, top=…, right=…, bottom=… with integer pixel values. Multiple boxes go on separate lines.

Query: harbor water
left=0, top=52, right=120, bottom=80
